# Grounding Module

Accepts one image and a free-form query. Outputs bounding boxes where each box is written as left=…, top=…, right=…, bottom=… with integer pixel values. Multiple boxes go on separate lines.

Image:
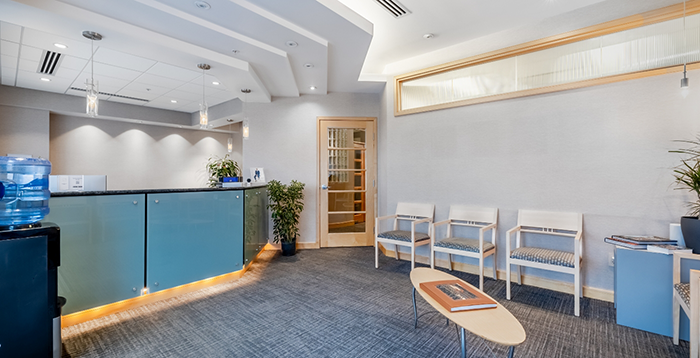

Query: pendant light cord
left=90, top=38, right=94, bottom=85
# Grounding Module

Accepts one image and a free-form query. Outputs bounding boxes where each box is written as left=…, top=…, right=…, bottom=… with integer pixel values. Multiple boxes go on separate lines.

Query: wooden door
left=318, top=117, right=376, bottom=247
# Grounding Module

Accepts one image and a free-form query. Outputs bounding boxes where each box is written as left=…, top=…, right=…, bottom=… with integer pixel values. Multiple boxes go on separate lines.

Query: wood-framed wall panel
left=394, top=0, right=700, bottom=116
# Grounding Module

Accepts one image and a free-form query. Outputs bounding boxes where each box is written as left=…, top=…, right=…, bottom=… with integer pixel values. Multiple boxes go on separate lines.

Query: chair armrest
left=376, top=214, right=398, bottom=222
left=506, top=225, right=522, bottom=235
left=411, top=217, right=432, bottom=238
left=479, top=222, right=497, bottom=233
left=433, top=219, right=450, bottom=228
left=505, top=226, right=521, bottom=255
left=412, top=217, right=432, bottom=225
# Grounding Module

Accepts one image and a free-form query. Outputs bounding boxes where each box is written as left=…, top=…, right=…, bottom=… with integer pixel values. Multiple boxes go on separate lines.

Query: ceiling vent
left=374, top=0, right=411, bottom=19
left=37, top=50, right=63, bottom=75
left=69, top=87, right=150, bottom=103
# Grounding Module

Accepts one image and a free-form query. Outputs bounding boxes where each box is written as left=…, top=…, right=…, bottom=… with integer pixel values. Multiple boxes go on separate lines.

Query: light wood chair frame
left=673, top=252, right=700, bottom=357
left=505, top=210, right=583, bottom=316
left=375, top=203, right=434, bottom=270
left=430, top=206, right=498, bottom=291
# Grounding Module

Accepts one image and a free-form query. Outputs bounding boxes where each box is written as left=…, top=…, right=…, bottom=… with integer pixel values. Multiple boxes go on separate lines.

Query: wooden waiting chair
left=375, top=202, right=434, bottom=270
left=506, top=209, right=583, bottom=316
left=431, top=206, right=498, bottom=291
left=673, top=252, right=700, bottom=357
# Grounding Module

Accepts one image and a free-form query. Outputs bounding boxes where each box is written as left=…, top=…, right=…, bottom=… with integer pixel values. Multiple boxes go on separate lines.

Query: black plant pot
left=281, top=241, right=297, bottom=256
left=680, top=216, right=700, bottom=254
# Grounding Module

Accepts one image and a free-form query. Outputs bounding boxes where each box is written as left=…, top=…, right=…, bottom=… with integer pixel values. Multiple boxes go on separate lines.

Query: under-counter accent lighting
left=53, top=43, right=67, bottom=49
left=212, top=81, right=220, bottom=85
left=198, top=63, right=211, bottom=129
left=141, top=288, right=148, bottom=295
left=309, top=86, right=317, bottom=90
left=40, top=78, right=51, bottom=82
left=82, top=30, right=102, bottom=118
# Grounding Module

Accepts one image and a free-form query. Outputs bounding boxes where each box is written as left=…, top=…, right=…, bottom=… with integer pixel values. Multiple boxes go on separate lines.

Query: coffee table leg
left=508, top=346, right=515, bottom=358
left=412, top=287, right=418, bottom=329
left=460, top=327, right=467, bottom=358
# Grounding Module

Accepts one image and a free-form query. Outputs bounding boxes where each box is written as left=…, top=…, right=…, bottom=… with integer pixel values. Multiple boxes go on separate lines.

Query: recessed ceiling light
left=212, top=81, right=220, bottom=85
left=171, top=100, right=178, bottom=103
left=286, top=40, right=298, bottom=48
left=309, top=86, right=317, bottom=90
left=53, top=43, right=67, bottom=49
left=231, top=49, right=240, bottom=54
left=304, top=63, right=314, bottom=68
left=194, top=1, right=211, bottom=10
left=40, top=78, right=51, bottom=82
left=423, top=33, right=434, bottom=39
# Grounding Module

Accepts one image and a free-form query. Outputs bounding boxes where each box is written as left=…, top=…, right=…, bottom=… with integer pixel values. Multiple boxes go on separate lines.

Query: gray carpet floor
left=62, top=247, right=689, bottom=357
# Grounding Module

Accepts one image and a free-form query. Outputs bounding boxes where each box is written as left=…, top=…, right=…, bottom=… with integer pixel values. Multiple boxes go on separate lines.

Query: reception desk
left=43, top=186, right=268, bottom=316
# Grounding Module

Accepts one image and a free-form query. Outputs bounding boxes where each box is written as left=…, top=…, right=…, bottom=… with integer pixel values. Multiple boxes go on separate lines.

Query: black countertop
left=50, top=184, right=267, bottom=197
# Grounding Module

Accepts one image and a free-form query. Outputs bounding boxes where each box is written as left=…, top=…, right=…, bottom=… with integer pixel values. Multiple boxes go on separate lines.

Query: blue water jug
left=0, top=156, right=51, bottom=226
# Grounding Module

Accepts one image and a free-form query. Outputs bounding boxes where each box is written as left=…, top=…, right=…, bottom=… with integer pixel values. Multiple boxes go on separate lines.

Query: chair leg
left=693, top=307, right=699, bottom=358
left=673, top=298, right=680, bottom=345
left=516, top=265, right=522, bottom=285
left=448, top=253, right=452, bottom=271
left=411, top=246, right=415, bottom=270
left=375, top=240, right=379, bottom=269
left=492, top=250, right=498, bottom=281
left=430, top=248, right=435, bottom=269
left=395, top=246, right=400, bottom=260
left=506, top=259, right=511, bottom=300
left=479, top=255, right=484, bottom=291
left=574, top=271, right=581, bottom=317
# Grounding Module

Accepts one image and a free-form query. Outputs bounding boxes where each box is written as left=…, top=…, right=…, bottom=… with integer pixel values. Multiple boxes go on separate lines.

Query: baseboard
left=62, top=244, right=276, bottom=328
left=297, top=242, right=320, bottom=249
left=378, top=244, right=614, bottom=303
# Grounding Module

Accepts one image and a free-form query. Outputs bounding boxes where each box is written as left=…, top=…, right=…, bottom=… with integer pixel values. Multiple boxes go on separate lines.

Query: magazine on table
left=604, top=237, right=647, bottom=250
left=610, top=235, right=676, bottom=245
left=419, top=280, right=497, bottom=312
left=646, top=244, right=692, bottom=255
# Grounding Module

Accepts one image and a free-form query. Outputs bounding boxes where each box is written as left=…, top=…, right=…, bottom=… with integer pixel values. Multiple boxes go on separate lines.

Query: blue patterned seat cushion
left=434, top=237, right=495, bottom=253
left=510, top=247, right=575, bottom=268
left=377, top=230, right=429, bottom=242
left=675, top=282, right=690, bottom=307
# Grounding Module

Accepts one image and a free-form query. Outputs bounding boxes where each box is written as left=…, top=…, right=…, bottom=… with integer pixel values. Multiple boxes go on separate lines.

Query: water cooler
left=0, top=156, right=62, bottom=357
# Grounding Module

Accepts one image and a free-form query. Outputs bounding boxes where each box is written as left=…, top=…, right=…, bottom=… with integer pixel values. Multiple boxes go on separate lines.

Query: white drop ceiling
left=0, top=0, right=646, bottom=115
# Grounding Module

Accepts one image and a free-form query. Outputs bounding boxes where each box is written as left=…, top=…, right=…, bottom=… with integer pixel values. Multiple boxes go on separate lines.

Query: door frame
left=316, top=116, right=377, bottom=249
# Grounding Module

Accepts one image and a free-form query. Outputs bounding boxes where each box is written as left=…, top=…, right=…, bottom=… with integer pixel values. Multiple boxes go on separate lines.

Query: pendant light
left=227, top=120, right=234, bottom=153
left=241, top=89, right=251, bottom=139
left=198, top=63, right=211, bottom=128
left=82, top=31, right=102, bottom=117
left=681, top=0, right=689, bottom=89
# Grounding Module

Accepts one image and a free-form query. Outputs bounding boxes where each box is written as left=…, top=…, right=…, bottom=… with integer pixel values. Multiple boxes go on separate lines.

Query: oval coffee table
left=410, top=268, right=526, bottom=358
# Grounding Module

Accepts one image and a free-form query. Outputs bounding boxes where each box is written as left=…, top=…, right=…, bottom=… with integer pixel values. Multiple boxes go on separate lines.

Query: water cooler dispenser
left=0, top=156, right=62, bottom=357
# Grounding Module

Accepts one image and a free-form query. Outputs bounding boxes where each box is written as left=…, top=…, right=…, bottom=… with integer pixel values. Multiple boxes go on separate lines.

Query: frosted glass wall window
left=398, top=12, right=700, bottom=113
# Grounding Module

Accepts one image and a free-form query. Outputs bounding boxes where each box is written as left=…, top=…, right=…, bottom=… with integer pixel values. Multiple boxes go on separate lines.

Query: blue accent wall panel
left=146, top=191, right=243, bottom=293
left=616, top=247, right=700, bottom=340
left=44, top=195, right=146, bottom=314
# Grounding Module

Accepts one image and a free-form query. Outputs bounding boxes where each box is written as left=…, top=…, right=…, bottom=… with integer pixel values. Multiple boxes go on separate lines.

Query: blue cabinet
left=45, top=195, right=146, bottom=315
left=615, top=247, right=700, bottom=340
left=146, top=191, right=244, bottom=293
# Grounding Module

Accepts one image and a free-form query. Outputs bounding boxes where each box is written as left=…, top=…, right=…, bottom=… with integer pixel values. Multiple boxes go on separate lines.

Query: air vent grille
left=38, top=50, right=62, bottom=75
left=69, top=87, right=150, bottom=102
left=374, top=0, right=410, bottom=18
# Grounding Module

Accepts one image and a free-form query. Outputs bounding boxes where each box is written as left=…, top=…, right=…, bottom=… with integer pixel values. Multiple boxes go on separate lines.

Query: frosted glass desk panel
left=244, top=187, right=267, bottom=266
left=615, top=247, right=700, bottom=340
left=146, top=191, right=243, bottom=293
left=46, top=195, right=146, bottom=314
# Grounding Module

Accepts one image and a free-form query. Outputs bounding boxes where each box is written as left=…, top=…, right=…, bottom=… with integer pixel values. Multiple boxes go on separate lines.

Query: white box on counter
left=49, top=175, right=107, bottom=192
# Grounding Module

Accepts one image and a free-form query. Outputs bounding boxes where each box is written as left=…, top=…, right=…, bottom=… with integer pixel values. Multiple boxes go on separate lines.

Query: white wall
left=242, top=93, right=382, bottom=244
left=50, top=114, right=240, bottom=190
left=0, top=105, right=49, bottom=158
left=379, top=68, right=700, bottom=292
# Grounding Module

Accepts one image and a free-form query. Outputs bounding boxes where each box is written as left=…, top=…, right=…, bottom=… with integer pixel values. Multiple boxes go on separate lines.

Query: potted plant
left=206, top=154, right=241, bottom=187
left=267, top=179, right=305, bottom=256
left=671, top=137, right=700, bottom=253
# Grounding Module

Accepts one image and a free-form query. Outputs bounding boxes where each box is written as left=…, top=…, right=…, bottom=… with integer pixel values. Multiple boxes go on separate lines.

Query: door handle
left=321, top=185, right=329, bottom=190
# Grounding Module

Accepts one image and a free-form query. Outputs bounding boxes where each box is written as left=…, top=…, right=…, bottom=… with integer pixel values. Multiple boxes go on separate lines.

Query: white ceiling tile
left=146, top=62, right=200, bottom=82
left=18, top=59, right=39, bottom=72
left=175, top=81, right=203, bottom=95
left=72, top=73, right=131, bottom=93
left=1, top=55, right=18, bottom=69
left=1, top=40, right=20, bottom=57
left=114, top=88, right=159, bottom=101
left=21, top=28, right=92, bottom=60
left=133, top=73, right=186, bottom=90
left=2, top=66, right=17, bottom=77
left=93, top=47, right=157, bottom=72
left=143, top=97, right=192, bottom=111
left=15, top=69, right=73, bottom=92
left=19, top=45, right=43, bottom=61
left=158, top=89, right=198, bottom=103
left=0, top=22, right=22, bottom=43
left=64, top=89, right=85, bottom=98
left=52, top=65, right=81, bottom=81
left=119, top=82, right=171, bottom=96
left=1, top=76, right=15, bottom=86
left=89, top=62, right=142, bottom=82
left=176, top=102, right=201, bottom=113
left=60, top=56, right=88, bottom=71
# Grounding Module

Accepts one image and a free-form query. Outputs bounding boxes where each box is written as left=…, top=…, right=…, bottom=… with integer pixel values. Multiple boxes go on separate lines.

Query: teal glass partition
left=146, top=191, right=243, bottom=293
left=45, top=195, right=146, bottom=314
